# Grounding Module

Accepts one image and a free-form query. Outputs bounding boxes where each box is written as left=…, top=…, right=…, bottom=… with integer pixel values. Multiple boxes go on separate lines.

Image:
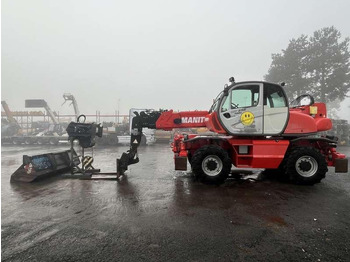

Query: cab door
left=218, top=83, right=263, bottom=135
left=263, top=83, right=289, bottom=135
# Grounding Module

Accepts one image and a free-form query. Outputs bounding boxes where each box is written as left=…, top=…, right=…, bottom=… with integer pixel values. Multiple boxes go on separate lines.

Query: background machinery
left=62, top=93, right=80, bottom=118
left=24, top=99, right=67, bottom=145
left=2, top=99, right=70, bottom=145
left=328, top=119, right=349, bottom=146
left=97, top=108, right=155, bottom=146
left=2, top=96, right=154, bottom=146
left=117, top=78, right=348, bottom=184
left=61, top=93, right=154, bottom=146
left=61, top=93, right=119, bottom=146
left=2, top=99, right=68, bottom=145
left=1, top=101, right=21, bottom=138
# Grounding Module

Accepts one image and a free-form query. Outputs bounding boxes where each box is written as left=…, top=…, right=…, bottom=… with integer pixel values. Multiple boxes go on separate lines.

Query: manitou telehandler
left=117, top=78, right=348, bottom=184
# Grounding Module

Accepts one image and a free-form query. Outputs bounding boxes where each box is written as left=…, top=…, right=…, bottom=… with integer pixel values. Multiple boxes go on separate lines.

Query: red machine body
left=156, top=110, right=208, bottom=130
left=284, top=103, right=332, bottom=134
left=118, top=80, right=347, bottom=184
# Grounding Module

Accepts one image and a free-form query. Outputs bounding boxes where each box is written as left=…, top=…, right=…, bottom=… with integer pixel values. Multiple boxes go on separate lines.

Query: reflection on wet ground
left=2, top=144, right=350, bottom=261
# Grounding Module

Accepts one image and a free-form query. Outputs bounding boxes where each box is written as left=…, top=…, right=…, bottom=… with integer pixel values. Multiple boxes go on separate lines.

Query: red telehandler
left=117, top=78, right=348, bottom=184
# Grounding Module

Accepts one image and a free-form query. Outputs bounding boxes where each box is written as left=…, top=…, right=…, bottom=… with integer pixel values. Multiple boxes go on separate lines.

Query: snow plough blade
left=10, top=149, right=80, bottom=183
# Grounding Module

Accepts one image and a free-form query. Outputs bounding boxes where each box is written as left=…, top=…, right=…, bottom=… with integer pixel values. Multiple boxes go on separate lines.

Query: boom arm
left=63, top=93, right=80, bottom=118
left=116, top=109, right=208, bottom=175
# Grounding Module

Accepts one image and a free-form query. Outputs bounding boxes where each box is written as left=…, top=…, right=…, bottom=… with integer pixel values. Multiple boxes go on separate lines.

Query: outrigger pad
left=10, top=149, right=80, bottom=183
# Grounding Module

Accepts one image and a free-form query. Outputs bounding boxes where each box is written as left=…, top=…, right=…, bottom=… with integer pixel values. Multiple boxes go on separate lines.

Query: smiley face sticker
left=240, top=111, right=254, bottom=126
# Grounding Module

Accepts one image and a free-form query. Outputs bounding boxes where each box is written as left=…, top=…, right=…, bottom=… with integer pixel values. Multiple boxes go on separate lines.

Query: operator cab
left=215, top=80, right=289, bottom=136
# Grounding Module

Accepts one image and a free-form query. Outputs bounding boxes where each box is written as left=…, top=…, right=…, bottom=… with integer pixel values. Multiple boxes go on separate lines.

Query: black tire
left=191, top=145, right=231, bottom=184
left=285, top=147, right=328, bottom=185
left=187, top=153, right=192, bottom=165
left=187, top=153, right=193, bottom=172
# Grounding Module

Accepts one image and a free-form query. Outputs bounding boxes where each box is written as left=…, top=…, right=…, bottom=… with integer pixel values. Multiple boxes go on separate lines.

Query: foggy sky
left=2, top=0, right=350, bottom=120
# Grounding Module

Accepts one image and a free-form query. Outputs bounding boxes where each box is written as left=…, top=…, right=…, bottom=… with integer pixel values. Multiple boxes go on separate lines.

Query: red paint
left=205, top=112, right=227, bottom=134
left=154, top=101, right=343, bottom=170
left=156, top=110, right=208, bottom=130
left=285, top=103, right=332, bottom=134
left=284, top=111, right=318, bottom=134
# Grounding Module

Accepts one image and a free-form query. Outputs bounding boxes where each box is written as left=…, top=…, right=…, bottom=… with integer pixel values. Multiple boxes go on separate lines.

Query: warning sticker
left=240, top=112, right=254, bottom=126
left=24, top=163, right=34, bottom=175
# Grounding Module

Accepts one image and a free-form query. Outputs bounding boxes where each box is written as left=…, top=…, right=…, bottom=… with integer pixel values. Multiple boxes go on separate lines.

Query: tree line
left=265, top=26, right=350, bottom=105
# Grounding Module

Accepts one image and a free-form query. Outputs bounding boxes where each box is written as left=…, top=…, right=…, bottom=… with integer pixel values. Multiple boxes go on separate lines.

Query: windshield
left=209, top=91, right=224, bottom=113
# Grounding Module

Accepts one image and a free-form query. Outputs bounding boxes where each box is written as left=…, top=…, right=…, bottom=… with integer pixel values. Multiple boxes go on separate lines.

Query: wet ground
left=1, top=144, right=350, bottom=261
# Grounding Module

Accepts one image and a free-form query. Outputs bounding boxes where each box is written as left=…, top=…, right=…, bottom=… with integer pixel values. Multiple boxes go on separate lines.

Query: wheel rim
left=295, top=156, right=318, bottom=177
left=202, top=155, right=223, bottom=176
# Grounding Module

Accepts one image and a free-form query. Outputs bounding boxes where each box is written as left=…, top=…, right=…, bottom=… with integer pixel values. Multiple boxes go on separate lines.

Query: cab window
left=264, top=84, right=287, bottom=108
left=221, top=96, right=230, bottom=112
left=231, top=85, right=260, bottom=109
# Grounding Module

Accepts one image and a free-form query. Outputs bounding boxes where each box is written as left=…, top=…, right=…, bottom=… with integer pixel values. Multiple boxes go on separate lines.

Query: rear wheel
left=191, top=145, right=231, bottom=184
left=285, top=147, right=328, bottom=185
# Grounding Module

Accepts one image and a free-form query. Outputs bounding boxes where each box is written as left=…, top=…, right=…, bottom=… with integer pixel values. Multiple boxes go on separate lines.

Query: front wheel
left=285, top=147, right=328, bottom=185
left=191, top=145, right=231, bottom=184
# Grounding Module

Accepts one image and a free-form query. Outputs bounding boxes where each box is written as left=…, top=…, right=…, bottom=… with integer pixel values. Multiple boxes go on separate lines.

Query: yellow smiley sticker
left=240, top=111, right=254, bottom=126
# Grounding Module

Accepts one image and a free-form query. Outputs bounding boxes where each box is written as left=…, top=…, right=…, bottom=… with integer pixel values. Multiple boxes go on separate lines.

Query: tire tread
left=286, top=146, right=328, bottom=185
left=191, top=145, right=231, bottom=184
